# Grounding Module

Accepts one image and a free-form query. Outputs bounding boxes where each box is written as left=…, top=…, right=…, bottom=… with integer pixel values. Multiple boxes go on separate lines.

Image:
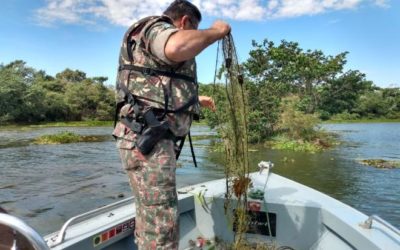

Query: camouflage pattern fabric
left=113, top=16, right=200, bottom=249
left=114, top=123, right=178, bottom=249
left=116, top=15, right=199, bottom=137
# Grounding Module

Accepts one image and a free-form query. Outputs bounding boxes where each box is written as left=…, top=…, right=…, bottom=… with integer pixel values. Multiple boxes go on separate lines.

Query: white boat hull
left=42, top=171, right=400, bottom=250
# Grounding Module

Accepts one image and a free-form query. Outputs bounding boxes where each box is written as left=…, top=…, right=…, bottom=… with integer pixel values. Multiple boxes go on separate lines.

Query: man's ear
left=180, top=15, right=190, bottom=29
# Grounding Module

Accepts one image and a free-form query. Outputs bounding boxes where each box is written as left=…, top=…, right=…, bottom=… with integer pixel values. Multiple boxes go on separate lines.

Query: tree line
left=0, top=60, right=115, bottom=124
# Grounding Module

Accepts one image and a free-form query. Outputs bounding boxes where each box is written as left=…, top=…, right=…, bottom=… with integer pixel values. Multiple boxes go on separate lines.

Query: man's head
left=163, top=0, right=201, bottom=30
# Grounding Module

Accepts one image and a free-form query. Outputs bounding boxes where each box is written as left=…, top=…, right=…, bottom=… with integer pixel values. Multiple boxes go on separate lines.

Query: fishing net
left=213, top=33, right=251, bottom=248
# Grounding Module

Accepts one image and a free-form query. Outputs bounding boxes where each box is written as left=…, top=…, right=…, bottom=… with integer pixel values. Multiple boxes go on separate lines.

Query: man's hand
left=199, top=96, right=216, bottom=112
left=210, top=20, right=231, bottom=39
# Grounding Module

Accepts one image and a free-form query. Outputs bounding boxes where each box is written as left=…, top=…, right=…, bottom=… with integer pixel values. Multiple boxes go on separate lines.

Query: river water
left=0, top=123, right=399, bottom=236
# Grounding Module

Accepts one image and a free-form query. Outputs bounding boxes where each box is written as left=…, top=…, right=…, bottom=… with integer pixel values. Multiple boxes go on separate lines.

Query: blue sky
left=0, top=0, right=399, bottom=87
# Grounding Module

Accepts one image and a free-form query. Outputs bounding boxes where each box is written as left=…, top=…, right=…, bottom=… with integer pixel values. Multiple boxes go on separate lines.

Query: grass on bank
left=325, top=118, right=400, bottom=124
left=29, top=120, right=113, bottom=128
left=0, top=120, right=113, bottom=130
left=322, top=110, right=400, bottom=123
left=34, top=131, right=108, bottom=145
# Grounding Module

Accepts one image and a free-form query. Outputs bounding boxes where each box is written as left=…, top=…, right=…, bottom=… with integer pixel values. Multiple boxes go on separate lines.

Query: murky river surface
left=0, top=123, right=399, bottom=235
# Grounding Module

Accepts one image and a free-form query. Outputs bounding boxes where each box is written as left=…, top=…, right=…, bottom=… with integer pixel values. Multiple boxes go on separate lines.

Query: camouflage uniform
left=113, top=15, right=199, bottom=250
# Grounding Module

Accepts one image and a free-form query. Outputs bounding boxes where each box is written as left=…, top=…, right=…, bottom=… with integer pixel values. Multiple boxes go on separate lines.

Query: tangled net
left=213, top=33, right=250, bottom=248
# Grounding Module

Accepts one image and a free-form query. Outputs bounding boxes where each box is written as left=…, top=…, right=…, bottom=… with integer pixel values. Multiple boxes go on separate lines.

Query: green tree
left=43, top=91, right=69, bottom=121
left=91, top=79, right=115, bottom=121
left=241, top=39, right=349, bottom=140
left=317, top=71, right=373, bottom=119
left=382, top=87, right=400, bottom=118
left=0, top=61, right=37, bottom=123
left=353, top=89, right=393, bottom=118
left=245, top=39, right=348, bottom=113
left=64, top=77, right=114, bottom=121
left=0, top=60, right=115, bottom=123
left=56, top=68, right=87, bottom=82
left=21, top=84, right=47, bottom=122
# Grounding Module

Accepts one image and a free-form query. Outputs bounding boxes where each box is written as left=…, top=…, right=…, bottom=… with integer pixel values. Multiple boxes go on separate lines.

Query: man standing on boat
left=113, top=0, right=230, bottom=249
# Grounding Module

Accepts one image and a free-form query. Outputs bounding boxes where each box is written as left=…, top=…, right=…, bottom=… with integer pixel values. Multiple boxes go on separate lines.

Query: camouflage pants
left=119, top=138, right=179, bottom=250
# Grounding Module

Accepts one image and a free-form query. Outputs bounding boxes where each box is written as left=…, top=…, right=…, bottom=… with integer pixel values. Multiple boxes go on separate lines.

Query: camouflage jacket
left=114, top=15, right=200, bottom=143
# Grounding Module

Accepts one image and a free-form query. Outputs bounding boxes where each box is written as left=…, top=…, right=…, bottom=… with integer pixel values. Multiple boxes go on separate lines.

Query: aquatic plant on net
left=212, top=33, right=251, bottom=248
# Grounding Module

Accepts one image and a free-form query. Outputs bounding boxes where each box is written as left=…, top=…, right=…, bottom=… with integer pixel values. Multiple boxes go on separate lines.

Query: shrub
left=330, top=111, right=360, bottom=121
left=277, top=95, right=320, bottom=141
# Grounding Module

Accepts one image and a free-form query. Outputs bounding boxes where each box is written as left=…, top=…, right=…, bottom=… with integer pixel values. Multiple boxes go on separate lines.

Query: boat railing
left=360, top=215, right=400, bottom=237
left=0, top=213, right=50, bottom=250
left=48, top=196, right=135, bottom=248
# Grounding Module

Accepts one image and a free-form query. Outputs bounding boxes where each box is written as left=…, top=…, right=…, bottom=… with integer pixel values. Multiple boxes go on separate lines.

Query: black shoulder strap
left=114, top=81, right=141, bottom=128
left=118, top=64, right=195, bottom=83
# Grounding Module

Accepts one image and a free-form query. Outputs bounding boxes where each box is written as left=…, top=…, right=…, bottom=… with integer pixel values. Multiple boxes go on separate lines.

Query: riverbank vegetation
left=29, top=120, right=113, bottom=128
left=1, top=39, right=399, bottom=150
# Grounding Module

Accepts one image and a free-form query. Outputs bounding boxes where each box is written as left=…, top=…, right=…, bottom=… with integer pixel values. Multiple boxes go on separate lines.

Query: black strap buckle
left=142, top=67, right=152, bottom=76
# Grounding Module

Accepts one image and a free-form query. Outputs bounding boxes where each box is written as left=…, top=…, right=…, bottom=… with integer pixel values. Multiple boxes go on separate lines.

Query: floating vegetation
left=268, top=132, right=338, bottom=153
left=358, top=159, right=400, bottom=169
left=0, top=184, right=16, bottom=189
left=32, top=207, right=54, bottom=214
left=34, top=131, right=108, bottom=144
left=271, top=139, right=321, bottom=153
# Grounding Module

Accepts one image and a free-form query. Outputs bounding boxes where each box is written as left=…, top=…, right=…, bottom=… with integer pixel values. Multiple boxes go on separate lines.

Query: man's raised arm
left=165, top=20, right=231, bottom=63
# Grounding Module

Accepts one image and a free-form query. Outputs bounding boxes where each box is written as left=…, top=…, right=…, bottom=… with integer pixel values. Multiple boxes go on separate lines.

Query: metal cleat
left=258, top=161, right=274, bottom=174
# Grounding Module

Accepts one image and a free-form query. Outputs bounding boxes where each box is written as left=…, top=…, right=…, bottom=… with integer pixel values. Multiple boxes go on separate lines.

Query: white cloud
left=373, top=0, right=390, bottom=8
left=265, top=0, right=364, bottom=19
left=35, top=0, right=171, bottom=27
left=34, top=0, right=391, bottom=27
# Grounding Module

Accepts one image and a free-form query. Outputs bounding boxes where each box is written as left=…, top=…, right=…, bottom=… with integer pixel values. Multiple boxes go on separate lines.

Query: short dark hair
left=163, top=0, right=202, bottom=23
